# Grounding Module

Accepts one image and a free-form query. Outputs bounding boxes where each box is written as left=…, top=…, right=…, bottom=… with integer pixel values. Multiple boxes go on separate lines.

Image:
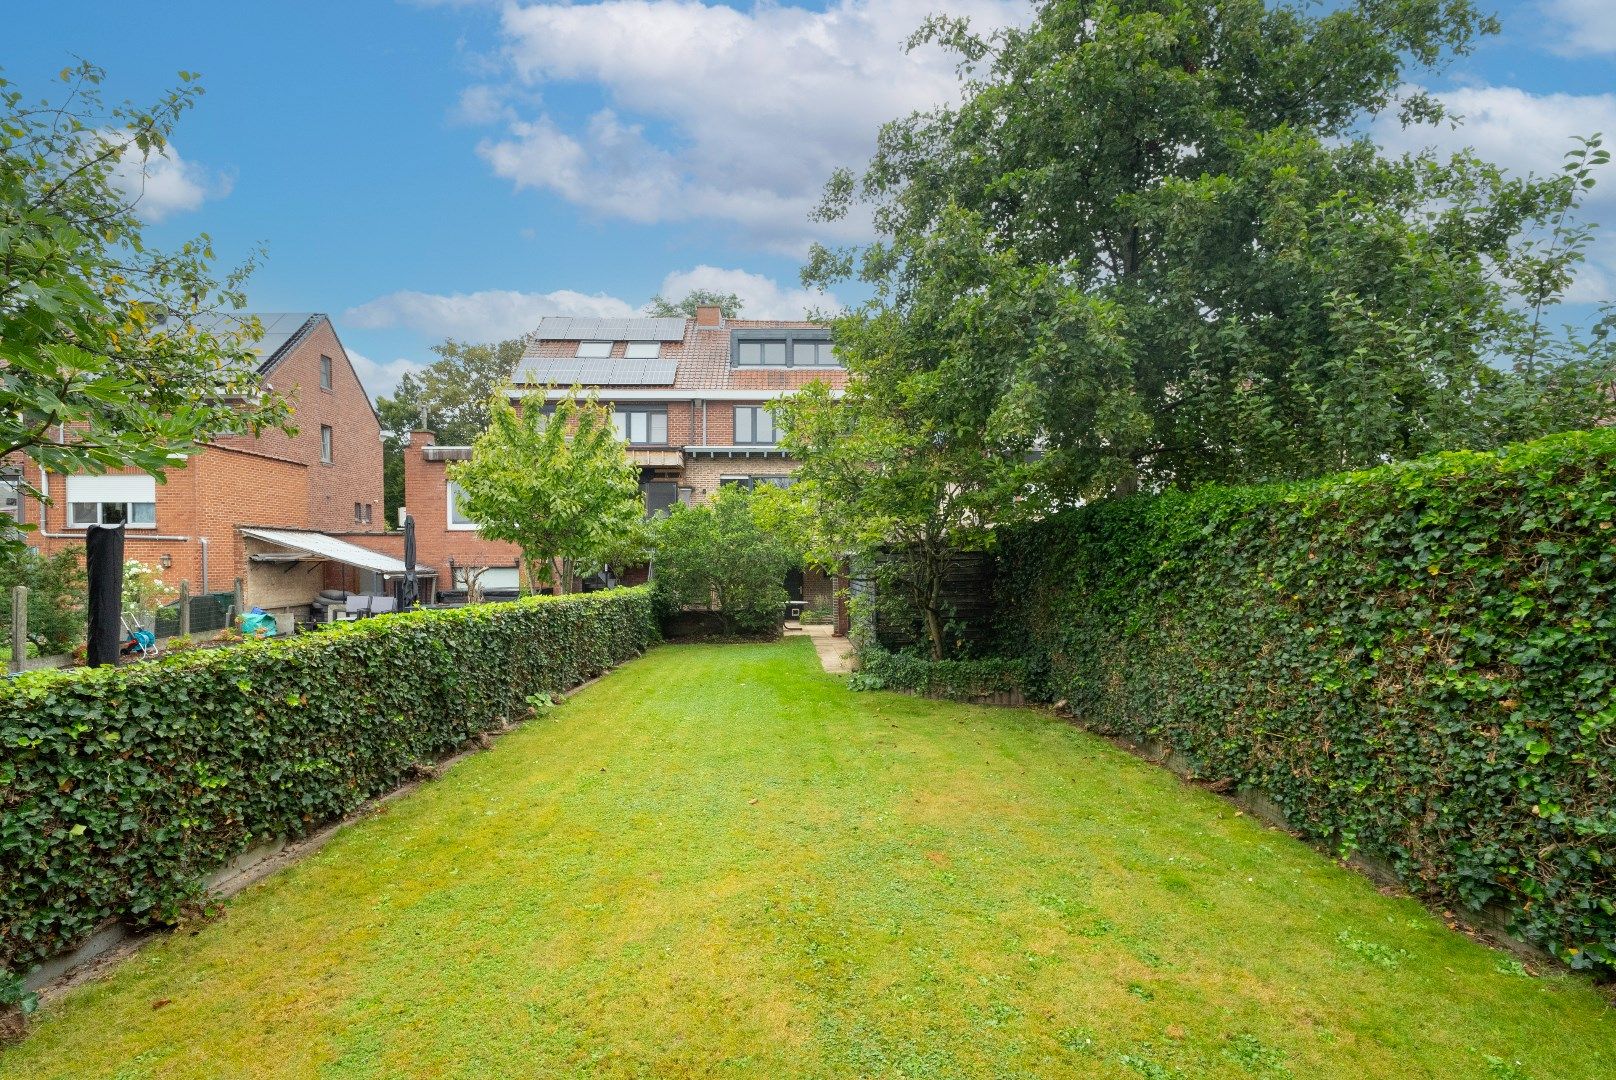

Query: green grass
left=4, top=638, right=1611, bottom=1078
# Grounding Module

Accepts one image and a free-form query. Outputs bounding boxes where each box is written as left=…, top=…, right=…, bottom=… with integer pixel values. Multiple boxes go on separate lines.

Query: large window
left=65, top=474, right=157, bottom=529
left=736, top=339, right=787, bottom=366
left=732, top=330, right=840, bottom=368
left=320, top=425, right=334, bottom=463
left=734, top=406, right=776, bottom=445
left=791, top=340, right=838, bottom=366
left=613, top=407, right=668, bottom=445
left=447, top=482, right=477, bottom=530
left=623, top=342, right=661, bottom=359
left=576, top=340, right=613, bottom=358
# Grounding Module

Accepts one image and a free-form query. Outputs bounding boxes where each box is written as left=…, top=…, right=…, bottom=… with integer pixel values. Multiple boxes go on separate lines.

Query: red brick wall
left=401, top=431, right=523, bottom=584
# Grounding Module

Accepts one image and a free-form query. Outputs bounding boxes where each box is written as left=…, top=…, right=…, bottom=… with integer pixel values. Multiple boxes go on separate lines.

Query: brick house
left=2, top=313, right=418, bottom=627
left=403, top=305, right=846, bottom=614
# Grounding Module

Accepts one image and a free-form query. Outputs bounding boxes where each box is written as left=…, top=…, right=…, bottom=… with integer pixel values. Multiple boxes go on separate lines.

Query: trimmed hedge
left=1000, top=431, right=1616, bottom=970
left=0, top=587, right=656, bottom=1000
left=850, top=649, right=1026, bottom=701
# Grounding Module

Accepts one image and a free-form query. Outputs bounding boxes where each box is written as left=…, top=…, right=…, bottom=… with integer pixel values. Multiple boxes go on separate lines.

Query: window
left=319, top=354, right=333, bottom=390
left=612, top=407, right=668, bottom=445
left=363, top=503, right=373, bottom=525
left=454, top=566, right=520, bottom=592
left=320, top=425, right=333, bottom=464
left=624, top=342, right=661, bottom=359
left=65, top=474, right=157, bottom=529
left=736, top=339, right=787, bottom=366
left=719, top=476, right=795, bottom=492
left=733, top=330, right=840, bottom=368
left=0, top=469, right=21, bottom=524
left=447, top=482, right=477, bottom=530
left=354, top=502, right=363, bottom=522
left=792, top=340, right=838, bottom=366
left=734, top=406, right=776, bottom=445
left=576, top=340, right=613, bottom=358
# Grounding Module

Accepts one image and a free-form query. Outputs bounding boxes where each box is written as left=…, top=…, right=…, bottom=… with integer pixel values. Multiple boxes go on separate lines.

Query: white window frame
left=319, top=354, right=333, bottom=390
left=447, top=481, right=478, bottom=531
left=576, top=340, right=613, bottom=358
left=623, top=342, right=661, bottom=359
left=64, top=475, right=157, bottom=530
left=320, top=425, right=334, bottom=464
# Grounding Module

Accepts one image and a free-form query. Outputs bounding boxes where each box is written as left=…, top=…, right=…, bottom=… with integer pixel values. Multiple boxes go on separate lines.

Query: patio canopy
left=241, top=528, right=428, bottom=578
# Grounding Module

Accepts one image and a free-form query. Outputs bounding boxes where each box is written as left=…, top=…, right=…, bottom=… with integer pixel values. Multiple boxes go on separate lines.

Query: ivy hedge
left=0, top=586, right=656, bottom=1004
left=850, top=649, right=1026, bottom=701
left=1000, top=431, right=1616, bottom=971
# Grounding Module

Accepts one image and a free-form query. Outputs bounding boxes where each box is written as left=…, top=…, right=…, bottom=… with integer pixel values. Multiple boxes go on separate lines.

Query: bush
left=1000, top=430, right=1616, bottom=970
left=0, top=548, right=85, bottom=656
left=652, top=485, right=797, bottom=637
left=0, top=587, right=656, bottom=1003
left=850, top=648, right=1025, bottom=700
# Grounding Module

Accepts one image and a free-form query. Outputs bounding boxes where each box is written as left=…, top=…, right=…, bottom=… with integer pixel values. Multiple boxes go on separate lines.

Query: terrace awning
left=241, top=528, right=429, bottom=578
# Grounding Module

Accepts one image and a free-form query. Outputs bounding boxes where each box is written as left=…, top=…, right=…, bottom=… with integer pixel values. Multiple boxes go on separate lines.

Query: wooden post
left=177, top=580, right=191, bottom=638
left=10, top=585, right=26, bottom=674
left=233, top=578, right=245, bottom=625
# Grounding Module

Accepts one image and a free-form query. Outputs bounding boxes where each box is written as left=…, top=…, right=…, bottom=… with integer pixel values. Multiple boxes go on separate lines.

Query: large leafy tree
left=808, top=0, right=1612, bottom=495
left=0, top=63, right=289, bottom=548
left=376, top=337, right=525, bottom=523
left=448, top=387, right=642, bottom=594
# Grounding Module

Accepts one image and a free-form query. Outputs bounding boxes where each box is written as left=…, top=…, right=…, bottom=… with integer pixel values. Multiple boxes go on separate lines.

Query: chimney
left=694, top=304, right=723, bottom=328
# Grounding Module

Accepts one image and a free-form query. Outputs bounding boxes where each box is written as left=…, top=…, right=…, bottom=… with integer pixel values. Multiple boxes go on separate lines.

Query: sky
left=8, top=0, right=1616, bottom=401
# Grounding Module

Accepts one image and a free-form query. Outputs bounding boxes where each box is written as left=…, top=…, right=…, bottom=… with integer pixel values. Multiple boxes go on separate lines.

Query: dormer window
left=576, top=340, right=613, bottom=358
left=731, top=329, right=840, bottom=368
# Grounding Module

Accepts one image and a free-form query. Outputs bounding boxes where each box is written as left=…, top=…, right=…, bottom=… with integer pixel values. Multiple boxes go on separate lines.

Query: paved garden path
left=4, top=639, right=1611, bottom=1078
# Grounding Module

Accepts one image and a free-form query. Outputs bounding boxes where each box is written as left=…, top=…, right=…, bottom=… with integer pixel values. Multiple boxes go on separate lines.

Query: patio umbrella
left=400, top=513, right=419, bottom=610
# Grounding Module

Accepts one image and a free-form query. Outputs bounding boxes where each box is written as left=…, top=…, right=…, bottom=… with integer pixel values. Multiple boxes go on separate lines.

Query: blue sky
left=9, top=0, right=1615, bottom=400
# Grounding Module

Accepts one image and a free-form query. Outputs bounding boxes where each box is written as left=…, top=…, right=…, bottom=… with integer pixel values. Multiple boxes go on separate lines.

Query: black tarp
left=85, top=524, right=125, bottom=666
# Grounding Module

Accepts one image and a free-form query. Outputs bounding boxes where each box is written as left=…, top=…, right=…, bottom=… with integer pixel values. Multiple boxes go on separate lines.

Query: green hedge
left=0, top=587, right=656, bottom=1001
left=1000, top=431, right=1616, bottom=970
left=850, top=649, right=1026, bottom=700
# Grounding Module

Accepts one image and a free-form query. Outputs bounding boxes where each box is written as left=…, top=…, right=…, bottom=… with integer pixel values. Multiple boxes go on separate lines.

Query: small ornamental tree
left=0, top=63, right=291, bottom=555
left=448, top=387, right=642, bottom=594
left=652, top=485, right=798, bottom=636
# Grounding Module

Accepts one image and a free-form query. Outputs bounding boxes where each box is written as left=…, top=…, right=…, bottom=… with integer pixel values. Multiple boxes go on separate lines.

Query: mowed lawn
left=4, top=639, right=1612, bottom=1078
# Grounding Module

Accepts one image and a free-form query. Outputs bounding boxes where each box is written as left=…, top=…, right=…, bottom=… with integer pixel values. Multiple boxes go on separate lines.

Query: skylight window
left=576, top=340, right=613, bottom=358
left=624, top=342, right=661, bottom=359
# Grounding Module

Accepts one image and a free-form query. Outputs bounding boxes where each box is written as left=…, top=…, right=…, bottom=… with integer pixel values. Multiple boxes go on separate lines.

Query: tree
left=652, top=484, right=797, bottom=636
left=643, top=290, right=744, bottom=319
left=807, top=0, right=1612, bottom=496
left=1, top=63, right=290, bottom=553
left=376, top=338, right=526, bottom=525
left=0, top=548, right=85, bottom=655
left=448, top=387, right=642, bottom=594
left=775, top=231, right=1050, bottom=659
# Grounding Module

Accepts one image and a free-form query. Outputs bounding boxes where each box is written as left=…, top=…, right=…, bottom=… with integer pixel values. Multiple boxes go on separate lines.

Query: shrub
left=0, top=548, right=85, bottom=656
left=652, top=485, right=797, bottom=637
left=999, top=430, right=1616, bottom=971
left=850, top=648, right=1025, bottom=701
left=0, top=587, right=656, bottom=1004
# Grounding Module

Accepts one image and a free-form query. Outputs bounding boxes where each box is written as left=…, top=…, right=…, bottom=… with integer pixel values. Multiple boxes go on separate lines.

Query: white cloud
left=470, top=0, right=1028, bottom=248
left=344, top=288, right=638, bottom=340
left=1541, top=0, right=1616, bottom=56
left=107, top=139, right=233, bottom=222
left=1374, top=84, right=1616, bottom=303
left=655, top=265, right=838, bottom=319
left=346, top=349, right=430, bottom=400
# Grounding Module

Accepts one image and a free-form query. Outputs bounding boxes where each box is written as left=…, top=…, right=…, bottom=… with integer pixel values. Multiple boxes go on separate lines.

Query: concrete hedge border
left=1001, top=431, right=1616, bottom=972
left=0, top=586, right=656, bottom=1007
